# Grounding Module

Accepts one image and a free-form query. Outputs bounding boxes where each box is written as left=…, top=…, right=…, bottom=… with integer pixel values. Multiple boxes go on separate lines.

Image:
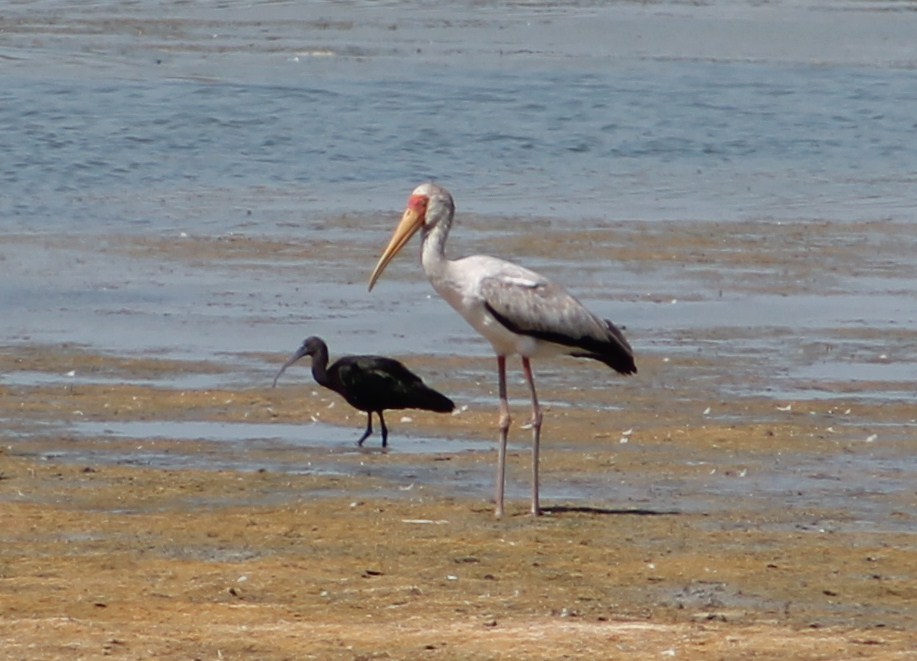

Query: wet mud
left=2, top=441, right=916, bottom=659
left=2, top=315, right=915, bottom=659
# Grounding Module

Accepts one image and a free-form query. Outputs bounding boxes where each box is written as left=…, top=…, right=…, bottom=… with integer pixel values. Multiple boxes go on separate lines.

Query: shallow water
left=3, top=0, right=917, bottom=230
left=64, top=419, right=494, bottom=457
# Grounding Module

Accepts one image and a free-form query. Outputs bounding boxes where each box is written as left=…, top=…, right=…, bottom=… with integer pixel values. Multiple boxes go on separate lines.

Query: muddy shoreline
left=2, top=173, right=915, bottom=661
left=2, top=334, right=915, bottom=659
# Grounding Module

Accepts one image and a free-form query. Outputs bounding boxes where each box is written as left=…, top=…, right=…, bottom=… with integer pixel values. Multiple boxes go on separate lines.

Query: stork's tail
left=571, top=319, right=637, bottom=375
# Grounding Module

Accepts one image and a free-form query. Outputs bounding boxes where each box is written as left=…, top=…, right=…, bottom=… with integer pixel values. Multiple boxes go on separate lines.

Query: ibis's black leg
left=357, top=413, right=373, bottom=446
left=378, top=411, right=389, bottom=448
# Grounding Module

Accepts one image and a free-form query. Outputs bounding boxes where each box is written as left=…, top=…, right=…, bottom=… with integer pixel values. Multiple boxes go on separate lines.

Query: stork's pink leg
left=521, top=357, right=543, bottom=516
left=495, top=355, right=510, bottom=518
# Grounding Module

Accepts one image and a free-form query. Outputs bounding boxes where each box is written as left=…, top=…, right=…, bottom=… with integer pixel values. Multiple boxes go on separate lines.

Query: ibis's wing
left=334, top=356, right=429, bottom=410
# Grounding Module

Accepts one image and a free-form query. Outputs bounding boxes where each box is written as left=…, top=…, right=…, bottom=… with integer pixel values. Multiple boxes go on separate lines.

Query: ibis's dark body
left=272, top=336, right=454, bottom=448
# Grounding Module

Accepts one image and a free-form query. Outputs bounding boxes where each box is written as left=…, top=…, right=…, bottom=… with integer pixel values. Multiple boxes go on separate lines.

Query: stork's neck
left=420, top=219, right=451, bottom=282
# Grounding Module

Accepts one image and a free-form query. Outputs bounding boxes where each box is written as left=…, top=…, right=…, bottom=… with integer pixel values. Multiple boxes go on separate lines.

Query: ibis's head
left=368, top=183, right=454, bottom=291
left=272, top=336, right=326, bottom=387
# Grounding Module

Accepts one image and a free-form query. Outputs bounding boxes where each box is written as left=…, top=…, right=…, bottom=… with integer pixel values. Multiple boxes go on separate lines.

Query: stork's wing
left=479, top=269, right=636, bottom=375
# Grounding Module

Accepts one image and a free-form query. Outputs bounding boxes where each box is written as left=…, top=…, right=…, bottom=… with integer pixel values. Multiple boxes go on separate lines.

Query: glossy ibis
left=272, top=336, right=455, bottom=448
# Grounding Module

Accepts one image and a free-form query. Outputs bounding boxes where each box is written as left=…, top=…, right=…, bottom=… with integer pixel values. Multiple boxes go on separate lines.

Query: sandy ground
left=2, top=339, right=915, bottom=660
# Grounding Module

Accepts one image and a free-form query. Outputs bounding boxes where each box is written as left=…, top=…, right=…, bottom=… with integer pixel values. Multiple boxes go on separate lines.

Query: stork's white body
left=425, top=254, right=564, bottom=359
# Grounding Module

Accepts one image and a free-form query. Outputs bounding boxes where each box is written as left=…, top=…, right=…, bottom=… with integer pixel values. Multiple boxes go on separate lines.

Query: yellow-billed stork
left=369, top=183, right=636, bottom=516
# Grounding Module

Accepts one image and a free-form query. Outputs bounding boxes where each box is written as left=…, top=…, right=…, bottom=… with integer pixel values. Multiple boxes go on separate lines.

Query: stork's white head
left=409, top=182, right=454, bottom=231
left=368, top=183, right=454, bottom=291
